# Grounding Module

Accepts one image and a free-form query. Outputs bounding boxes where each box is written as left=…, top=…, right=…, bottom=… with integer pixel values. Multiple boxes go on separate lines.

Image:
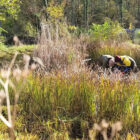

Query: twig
left=0, top=52, right=18, bottom=140
left=0, top=114, right=12, bottom=128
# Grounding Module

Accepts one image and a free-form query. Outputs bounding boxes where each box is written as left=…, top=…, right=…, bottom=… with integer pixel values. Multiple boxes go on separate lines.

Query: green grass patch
left=0, top=44, right=34, bottom=57
left=0, top=44, right=35, bottom=66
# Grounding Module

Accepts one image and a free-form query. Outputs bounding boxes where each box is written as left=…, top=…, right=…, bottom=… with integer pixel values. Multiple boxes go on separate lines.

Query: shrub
left=88, top=20, right=128, bottom=42
left=0, top=27, right=7, bottom=43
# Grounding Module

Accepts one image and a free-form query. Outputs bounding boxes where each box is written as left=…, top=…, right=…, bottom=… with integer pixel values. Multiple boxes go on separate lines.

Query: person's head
left=115, top=55, right=121, bottom=62
left=109, top=58, right=115, bottom=67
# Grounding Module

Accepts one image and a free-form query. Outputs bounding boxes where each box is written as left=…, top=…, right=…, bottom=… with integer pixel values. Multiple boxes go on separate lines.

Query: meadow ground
left=0, top=41, right=140, bottom=139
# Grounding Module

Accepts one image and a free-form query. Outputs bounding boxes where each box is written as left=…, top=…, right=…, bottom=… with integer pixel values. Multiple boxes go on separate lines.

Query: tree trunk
left=83, top=0, right=88, bottom=27
left=9, top=128, right=16, bottom=140
left=71, top=0, right=75, bottom=25
left=119, top=0, right=123, bottom=25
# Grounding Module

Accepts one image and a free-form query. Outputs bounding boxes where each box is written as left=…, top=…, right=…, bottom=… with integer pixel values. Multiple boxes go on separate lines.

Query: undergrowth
left=2, top=70, right=139, bottom=139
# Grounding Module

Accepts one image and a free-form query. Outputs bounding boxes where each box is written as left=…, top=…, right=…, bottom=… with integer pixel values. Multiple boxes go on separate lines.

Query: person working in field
left=98, top=55, right=115, bottom=68
left=114, top=55, right=137, bottom=74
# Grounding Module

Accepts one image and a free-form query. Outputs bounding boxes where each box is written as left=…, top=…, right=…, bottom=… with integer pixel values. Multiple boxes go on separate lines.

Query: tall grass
left=33, top=22, right=88, bottom=72
left=9, top=70, right=138, bottom=139
left=20, top=71, right=96, bottom=120
left=87, top=41, right=140, bottom=68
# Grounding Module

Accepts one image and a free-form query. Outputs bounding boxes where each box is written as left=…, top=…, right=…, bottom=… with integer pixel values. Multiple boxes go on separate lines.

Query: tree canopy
left=0, top=0, right=140, bottom=38
left=0, top=0, right=21, bottom=20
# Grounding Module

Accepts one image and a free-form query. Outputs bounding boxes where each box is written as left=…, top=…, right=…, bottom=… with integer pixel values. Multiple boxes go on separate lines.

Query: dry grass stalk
left=34, top=22, right=88, bottom=73
left=0, top=52, right=34, bottom=140
left=89, top=120, right=122, bottom=140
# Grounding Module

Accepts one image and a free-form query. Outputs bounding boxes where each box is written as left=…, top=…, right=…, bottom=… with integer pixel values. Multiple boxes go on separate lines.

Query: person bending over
left=98, top=55, right=115, bottom=69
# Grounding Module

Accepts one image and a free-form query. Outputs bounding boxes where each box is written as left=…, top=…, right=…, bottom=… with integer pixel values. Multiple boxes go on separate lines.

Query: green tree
left=0, top=0, right=21, bottom=19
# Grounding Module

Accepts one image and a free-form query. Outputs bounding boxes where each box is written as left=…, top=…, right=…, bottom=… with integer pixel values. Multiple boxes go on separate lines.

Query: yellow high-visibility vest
left=116, top=56, right=131, bottom=66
